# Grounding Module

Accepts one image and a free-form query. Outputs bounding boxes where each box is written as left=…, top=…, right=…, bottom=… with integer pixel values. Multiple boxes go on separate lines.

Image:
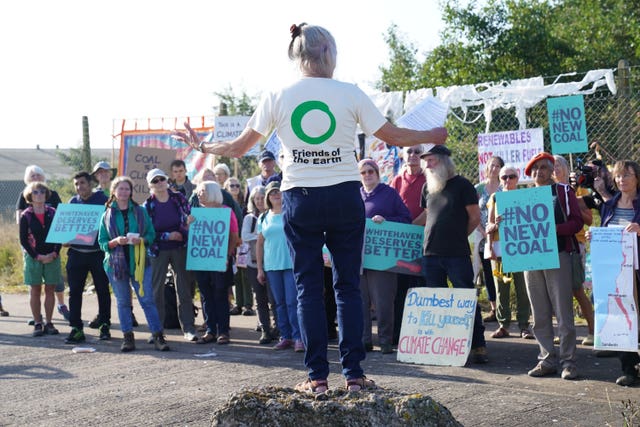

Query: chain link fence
left=446, top=63, right=640, bottom=184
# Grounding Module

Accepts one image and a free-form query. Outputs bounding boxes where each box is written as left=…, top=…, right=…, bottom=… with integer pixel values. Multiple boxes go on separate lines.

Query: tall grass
left=0, top=219, right=24, bottom=292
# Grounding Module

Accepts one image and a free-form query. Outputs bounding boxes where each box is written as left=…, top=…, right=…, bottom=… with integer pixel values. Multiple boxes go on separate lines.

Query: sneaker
left=229, top=306, right=241, bottom=315
left=98, top=323, right=111, bottom=340
left=28, top=319, right=36, bottom=326
left=561, top=366, right=578, bottom=380
left=294, top=339, right=305, bottom=352
left=44, top=323, right=59, bottom=335
left=184, top=332, right=198, bottom=342
left=528, top=362, right=557, bottom=377
left=520, top=328, right=535, bottom=340
left=57, top=304, right=70, bottom=321
left=274, top=338, right=294, bottom=350
left=581, top=334, right=594, bottom=346
left=491, top=327, right=510, bottom=338
left=0, top=305, right=9, bottom=316
left=153, top=333, right=170, bottom=351
left=469, top=346, right=489, bottom=364
left=242, top=307, right=255, bottom=316
left=32, top=323, right=44, bottom=337
left=616, top=374, right=638, bottom=386
left=88, top=315, right=100, bottom=329
left=380, top=344, right=394, bottom=354
left=259, top=331, right=273, bottom=345
left=65, top=327, right=86, bottom=344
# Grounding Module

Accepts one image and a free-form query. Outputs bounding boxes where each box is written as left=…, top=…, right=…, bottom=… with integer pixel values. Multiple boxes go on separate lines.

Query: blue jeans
left=195, top=270, right=229, bottom=336
left=266, top=269, right=299, bottom=341
left=422, top=255, right=486, bottom=349
left=283, top=181, right=366, bottom=381
left=107, top=266, right=162, bottom=334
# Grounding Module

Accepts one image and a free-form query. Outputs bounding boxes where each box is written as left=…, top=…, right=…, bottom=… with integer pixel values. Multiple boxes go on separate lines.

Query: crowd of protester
left=10, top=21, right=640, bottom=391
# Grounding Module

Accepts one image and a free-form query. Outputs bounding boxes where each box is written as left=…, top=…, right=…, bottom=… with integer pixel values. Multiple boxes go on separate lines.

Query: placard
left=495, top=186, right=559, bottom=272
left=362, top=219, right=423, bottom=276
left=397, top=287, right=476, bottom=366
left=213, top=116, right=250, bottom=142
left=547, top=95, right=588, bottom=154
left=124, top=146, right=175, bottom=204
left=590, top=227, right=639, bottom=352
left=477, top=128, right=543, bottom=183
left=46, top=203, right=105, bottom=245
left=186, top=207, right=231, bottom=271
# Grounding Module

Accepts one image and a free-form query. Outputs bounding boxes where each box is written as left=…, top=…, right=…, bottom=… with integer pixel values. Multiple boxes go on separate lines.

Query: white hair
left=24, top=165, right=45, bottom=184
left=197, top=181, right=223, bottom=205
left=213, top=163, right=230, bottom=177
left=288, top=24, right=337, bottom=78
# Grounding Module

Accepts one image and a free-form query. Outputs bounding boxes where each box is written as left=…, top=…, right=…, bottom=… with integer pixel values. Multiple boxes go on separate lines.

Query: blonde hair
left=106, top=176, right=136, bottom=207
left=192, top=168, right=215, bottom=185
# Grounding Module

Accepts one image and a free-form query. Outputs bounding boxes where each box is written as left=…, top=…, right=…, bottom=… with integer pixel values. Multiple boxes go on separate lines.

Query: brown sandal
left=196, top=333, right=216, bottom=344
left=491, top=327, right=510, bottom=338
left=295, top=378, right=328, bottom=394
left=216, top=334, right=230, bottom=345
left=345, top=376, right=377, bottom=392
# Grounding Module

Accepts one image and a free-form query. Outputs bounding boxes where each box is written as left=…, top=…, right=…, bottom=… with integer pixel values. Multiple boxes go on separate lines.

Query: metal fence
left=446, top=63, right=640, bottom=184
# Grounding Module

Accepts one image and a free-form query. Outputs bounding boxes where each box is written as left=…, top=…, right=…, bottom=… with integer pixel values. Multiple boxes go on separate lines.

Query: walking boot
left=153, top=332, right=170, bottom=351
left=121, top=331, right=135, bottom=352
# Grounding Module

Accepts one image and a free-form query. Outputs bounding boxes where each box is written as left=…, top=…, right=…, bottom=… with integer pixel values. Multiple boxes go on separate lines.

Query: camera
left=574, top=158, right=598, bottom=189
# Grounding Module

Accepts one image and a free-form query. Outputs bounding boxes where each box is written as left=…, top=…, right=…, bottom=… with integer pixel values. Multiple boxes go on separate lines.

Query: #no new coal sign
left=547, top=95, right=588, bottom=155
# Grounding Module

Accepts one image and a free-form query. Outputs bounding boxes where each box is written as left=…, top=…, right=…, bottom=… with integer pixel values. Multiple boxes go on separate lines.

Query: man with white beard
left=419, top=145, right=488, bottom=364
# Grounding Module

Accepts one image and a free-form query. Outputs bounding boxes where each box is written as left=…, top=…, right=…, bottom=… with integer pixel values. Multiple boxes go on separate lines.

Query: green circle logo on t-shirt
left=291, top=100, right=336, bottom=145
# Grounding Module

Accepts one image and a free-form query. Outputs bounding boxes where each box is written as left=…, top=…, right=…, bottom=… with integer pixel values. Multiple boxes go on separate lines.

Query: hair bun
left=289, top=22, right=306, bottom=39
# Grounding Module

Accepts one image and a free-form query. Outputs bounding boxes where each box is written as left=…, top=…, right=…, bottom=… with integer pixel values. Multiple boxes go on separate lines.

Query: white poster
left=397, top=288, right=476, bottom=366
left=477, top=128, right=544, bottom=183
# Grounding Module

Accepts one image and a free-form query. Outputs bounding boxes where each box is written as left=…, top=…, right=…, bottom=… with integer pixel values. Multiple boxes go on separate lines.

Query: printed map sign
left=495, top=186, right=559, bottom=272
left=547, top=95, right=589, bottom=155
left=590, top=227, right=639, bottom=352
left=46, top=204, right=105, bottom=245
left=186, top=207, right=231, bottom=272
left=363, top=219, right=423, bottom=276
left=477, top=128, right=543, bottom=183
left=397, top=287, right=476, bottom=366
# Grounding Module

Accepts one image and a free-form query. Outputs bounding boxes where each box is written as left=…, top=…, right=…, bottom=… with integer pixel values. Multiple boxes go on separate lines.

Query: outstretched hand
left=172, top=122, right=202, bottom=151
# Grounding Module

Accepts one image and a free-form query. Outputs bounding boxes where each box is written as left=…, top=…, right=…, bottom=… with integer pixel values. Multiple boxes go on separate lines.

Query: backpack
left=163, top=270, right=181, bottom=329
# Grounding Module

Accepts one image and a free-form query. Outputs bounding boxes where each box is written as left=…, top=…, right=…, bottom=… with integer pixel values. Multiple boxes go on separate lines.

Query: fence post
left=617, top=59, right=631, bottom=97
left=615, top=59, right=633, bottom=160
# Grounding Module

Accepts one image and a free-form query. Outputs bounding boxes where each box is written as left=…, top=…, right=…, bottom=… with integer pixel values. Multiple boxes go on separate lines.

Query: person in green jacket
left=98, top=176, right=169, bottom=353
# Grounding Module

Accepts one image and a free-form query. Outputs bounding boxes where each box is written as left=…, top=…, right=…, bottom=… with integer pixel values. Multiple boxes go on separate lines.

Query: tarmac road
left=0, top=292, right=636, bottom=426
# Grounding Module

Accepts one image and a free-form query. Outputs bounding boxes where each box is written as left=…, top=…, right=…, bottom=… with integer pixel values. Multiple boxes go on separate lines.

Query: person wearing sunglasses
left=358, top=159, right=411, bottom=355
left=143, top=168, right=197, bottom=342
left=485, top=165, right=532, bottom=341
left=174, top=23, right=447, bottom=394
left=19, top=182, right=63, bottom=337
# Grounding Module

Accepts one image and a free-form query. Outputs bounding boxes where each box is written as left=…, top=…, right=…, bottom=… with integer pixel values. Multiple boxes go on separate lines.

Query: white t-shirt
left=247, top=77, right=387, bottom=191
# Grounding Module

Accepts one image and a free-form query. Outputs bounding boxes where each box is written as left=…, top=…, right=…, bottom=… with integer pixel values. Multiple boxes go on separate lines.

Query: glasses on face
left=32, top=189, right=46, bottom=195
left=406, top=148, right=422, bottom=155
left=360, top=169, right=376, bottom=176
left=229, top=184, right=240, bottom=189
left=501, top=174, right=517, bottom=181
left=151, top=176, right=166, bottom=184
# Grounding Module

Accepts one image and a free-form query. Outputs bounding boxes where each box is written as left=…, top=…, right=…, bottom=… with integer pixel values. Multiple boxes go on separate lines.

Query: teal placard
left=186, top=207, right=231, bottom=272
left=45, top=203, right=105, bottom=245
left=362, top=219, right=424, bottom=276
left=547, top=95, right=588, bottom=154
left=495, top=186, right=559, bottom=272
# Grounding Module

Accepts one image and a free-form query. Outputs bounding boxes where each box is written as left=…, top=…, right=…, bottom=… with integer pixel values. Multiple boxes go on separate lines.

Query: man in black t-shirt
left=419, top=145, right=488, bottom=364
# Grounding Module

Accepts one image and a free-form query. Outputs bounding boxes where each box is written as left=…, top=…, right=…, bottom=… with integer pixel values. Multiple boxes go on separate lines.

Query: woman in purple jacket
left=358, top=159, right=411, bottom=354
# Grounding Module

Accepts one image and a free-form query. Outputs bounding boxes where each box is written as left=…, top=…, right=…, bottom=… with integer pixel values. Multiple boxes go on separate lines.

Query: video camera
left=574, top=158, right=598, bottom=189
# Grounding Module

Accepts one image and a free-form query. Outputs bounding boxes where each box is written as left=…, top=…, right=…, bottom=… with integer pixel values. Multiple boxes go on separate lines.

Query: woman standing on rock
left=174, top=22, right=447, bottom=393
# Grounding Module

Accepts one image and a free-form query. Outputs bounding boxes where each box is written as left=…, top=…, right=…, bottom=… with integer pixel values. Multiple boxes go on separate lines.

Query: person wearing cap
left=358, top=158, right=411, bottom=354
left=419, top=144, right=488, bottom=364
left=257, top=181, right=303, bottom=352
left=174, top=23, right=447, bottom=394
left=245, top=150, right=279, bottom=205
left=143, top=168, right=198, bottom=342
left=521, top=152, right=583, bottom=380
left=91, top=161, right=116, bottom=197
